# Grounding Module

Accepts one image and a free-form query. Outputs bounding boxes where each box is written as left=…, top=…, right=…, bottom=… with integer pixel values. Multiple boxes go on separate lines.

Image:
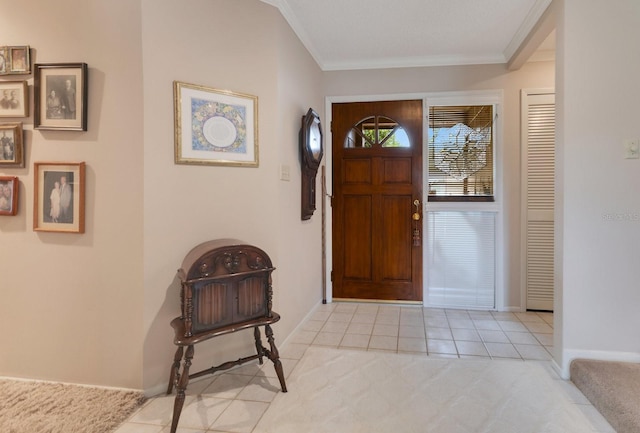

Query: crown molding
left=503, top=0, right=553, bottom=61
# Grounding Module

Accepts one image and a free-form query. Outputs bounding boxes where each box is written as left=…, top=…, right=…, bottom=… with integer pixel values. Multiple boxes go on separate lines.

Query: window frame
left=422, top=91, right=504, bottom=310
left=427, top=103, right=497, bottom=203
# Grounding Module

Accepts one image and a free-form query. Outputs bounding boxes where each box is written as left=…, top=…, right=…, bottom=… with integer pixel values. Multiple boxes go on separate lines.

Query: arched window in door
left=344, top=116, right=410, bottom=148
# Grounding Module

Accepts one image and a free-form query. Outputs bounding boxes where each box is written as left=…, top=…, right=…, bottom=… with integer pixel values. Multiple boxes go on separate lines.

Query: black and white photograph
left=43, top=170, right=74, bottom=224
left=0, top=176, right=18, bottom=216
left=34, top=161, right=85, bottom=233
left=45, top=76, right=76, bottom=120
left=0, top=123, right=24, bottom=167
left=0, top=47, right=7, bottom=75
left=34, top=63, right=88, bottom=131
left=0, top=81, right=28, bottom=117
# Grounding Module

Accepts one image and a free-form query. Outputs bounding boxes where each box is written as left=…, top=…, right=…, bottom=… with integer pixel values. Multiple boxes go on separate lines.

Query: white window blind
left=427, top=211, right=496, bottom=309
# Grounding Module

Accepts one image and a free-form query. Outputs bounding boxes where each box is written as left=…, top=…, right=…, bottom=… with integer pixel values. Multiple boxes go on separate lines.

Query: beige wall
left=0, top=0, right=324, bottom=392
left=0, top=0, right=145, bottom=387
left=324, top=61, right=556, bottom=309
left=140, top=0, right=325, bottom=392
left=556, top=0, right=640, bottom=376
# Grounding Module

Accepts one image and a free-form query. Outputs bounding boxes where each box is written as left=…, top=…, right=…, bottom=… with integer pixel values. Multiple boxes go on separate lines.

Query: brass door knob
left=413, top=199, right=421, bottom=220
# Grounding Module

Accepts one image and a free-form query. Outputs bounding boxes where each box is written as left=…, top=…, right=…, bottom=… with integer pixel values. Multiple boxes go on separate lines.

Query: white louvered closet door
left=522, top=90, right=555, bottom=311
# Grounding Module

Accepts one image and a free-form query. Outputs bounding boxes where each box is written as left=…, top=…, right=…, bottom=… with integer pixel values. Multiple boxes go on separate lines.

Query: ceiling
left=261, top=0, right=554, bottom=71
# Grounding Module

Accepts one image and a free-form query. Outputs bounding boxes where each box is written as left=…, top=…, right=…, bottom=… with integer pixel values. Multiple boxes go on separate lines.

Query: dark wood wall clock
left=300, top=108, right=323, bottom=220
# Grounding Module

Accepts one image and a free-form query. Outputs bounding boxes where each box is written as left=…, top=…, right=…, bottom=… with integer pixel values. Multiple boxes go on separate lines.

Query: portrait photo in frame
left=0, top=46, right=30, bottom=75
left=0, top=123, right=24, bottom=167
left=0, top=47, right=6, bottom=75
left=34, top=63, right=88, bottom=131
left=0, top=176, right=18, bottom=216
left=0, top=81, right=28, bottom=118
left=9, top=46, right=30, bottom=74
left=174, top=81, right=258, bottom=167
left=33, top=161, right=85, bottom=233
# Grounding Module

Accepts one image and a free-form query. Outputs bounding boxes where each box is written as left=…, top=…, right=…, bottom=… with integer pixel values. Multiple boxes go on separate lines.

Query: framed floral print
left=174, top=81, right=258, bottom=167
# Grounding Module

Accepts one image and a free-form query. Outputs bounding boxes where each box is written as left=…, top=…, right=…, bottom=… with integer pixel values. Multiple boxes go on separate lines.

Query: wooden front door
left=332, top=100, right=423, bottom=302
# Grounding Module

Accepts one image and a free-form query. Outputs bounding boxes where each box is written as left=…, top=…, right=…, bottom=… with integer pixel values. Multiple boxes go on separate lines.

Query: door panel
left=343, top=159, right=372, bottom=184
left=332, top=100, right=422, bottom=302
left=383, top=158, right=412, bottom=183
left=521, top=91, right=555, bottom=311
left=380, top=195, right=412, bottom=281
left=343, top=195, right=372, bottom=280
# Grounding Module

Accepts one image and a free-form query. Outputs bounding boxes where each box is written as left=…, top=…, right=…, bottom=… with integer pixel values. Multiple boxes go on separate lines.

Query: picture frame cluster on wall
left=0, top=46, right=29, bottom=220
left=0, top=43, right=89, bottom=229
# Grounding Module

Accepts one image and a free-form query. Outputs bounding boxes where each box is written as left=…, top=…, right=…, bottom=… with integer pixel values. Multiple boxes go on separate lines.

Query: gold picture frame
left=0, top=123, right=24, bottom=167
left=0, top=46, right=30, bottom=75
left=8, top=46, right=30, bottom=74
left=33, top=161, right=86, bottom=233
left=0, top=176, right=18, bottom=216
left=174, top=81, right=258, bottom=167
left=0, top=81, right=28, bottom=118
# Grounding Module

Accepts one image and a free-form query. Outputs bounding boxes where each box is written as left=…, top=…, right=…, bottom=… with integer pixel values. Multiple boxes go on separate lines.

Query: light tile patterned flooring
left=115, top=302, right=614, bottom=433
left=295, top=302, right=554, bottom=360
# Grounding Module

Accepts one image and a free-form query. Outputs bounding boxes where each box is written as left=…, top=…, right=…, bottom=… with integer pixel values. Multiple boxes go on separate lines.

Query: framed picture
left=0, top=176, right=18, bottom=216
left=9, top=46, right=30, bottom=74
left=0, top=81, right=28, bottom=118
left=0, top=46, right=30, bottom=75
left=174, top=81, right=258, bottom=167
left=33, top=161, right=85, bottom=233
left=0, top=123, right=24, bottom=167
left=0, top=47, right=7, bottom=75
left=34, top=63, right=88, bottom=131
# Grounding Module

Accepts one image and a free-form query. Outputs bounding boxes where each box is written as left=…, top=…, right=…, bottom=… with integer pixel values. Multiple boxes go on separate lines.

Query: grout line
left=120, top=302, right=556, bottom=432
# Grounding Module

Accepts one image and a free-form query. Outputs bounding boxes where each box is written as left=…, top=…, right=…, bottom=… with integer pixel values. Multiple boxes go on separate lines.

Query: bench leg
left=167, top=346, right=184, bottom=395
left=254, top=326, right=265, bottom=365
left=170, top=344, right=194, bottom=433
left=265, top=324, right=287, bottom=392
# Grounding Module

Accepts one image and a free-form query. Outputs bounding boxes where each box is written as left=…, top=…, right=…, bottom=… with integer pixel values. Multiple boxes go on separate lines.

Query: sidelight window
left=428, top=105, right=495, bottom=201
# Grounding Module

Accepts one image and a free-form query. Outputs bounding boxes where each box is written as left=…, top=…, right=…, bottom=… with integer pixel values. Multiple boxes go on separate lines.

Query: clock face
left=309, top=120, right=322, bottom=159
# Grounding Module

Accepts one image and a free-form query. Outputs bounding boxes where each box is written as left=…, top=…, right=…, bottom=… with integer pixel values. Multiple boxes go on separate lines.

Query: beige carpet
left=0, top=378, right=145, bottom=433
left=254, top=346, right=602, bottom=433
left=571, top=359, right=640, bottom=433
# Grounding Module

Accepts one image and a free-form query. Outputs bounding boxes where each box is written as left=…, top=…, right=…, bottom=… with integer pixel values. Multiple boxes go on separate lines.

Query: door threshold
left=332, top=298, right=423, bottom=306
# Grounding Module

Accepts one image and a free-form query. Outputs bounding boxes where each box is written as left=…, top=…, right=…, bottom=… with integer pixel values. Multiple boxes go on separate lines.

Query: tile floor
left=115, top=302, right=613, bottom=433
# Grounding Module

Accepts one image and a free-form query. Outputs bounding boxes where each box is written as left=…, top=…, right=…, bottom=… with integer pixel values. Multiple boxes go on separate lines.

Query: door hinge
left=330, top=270, right=333, bottom=282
